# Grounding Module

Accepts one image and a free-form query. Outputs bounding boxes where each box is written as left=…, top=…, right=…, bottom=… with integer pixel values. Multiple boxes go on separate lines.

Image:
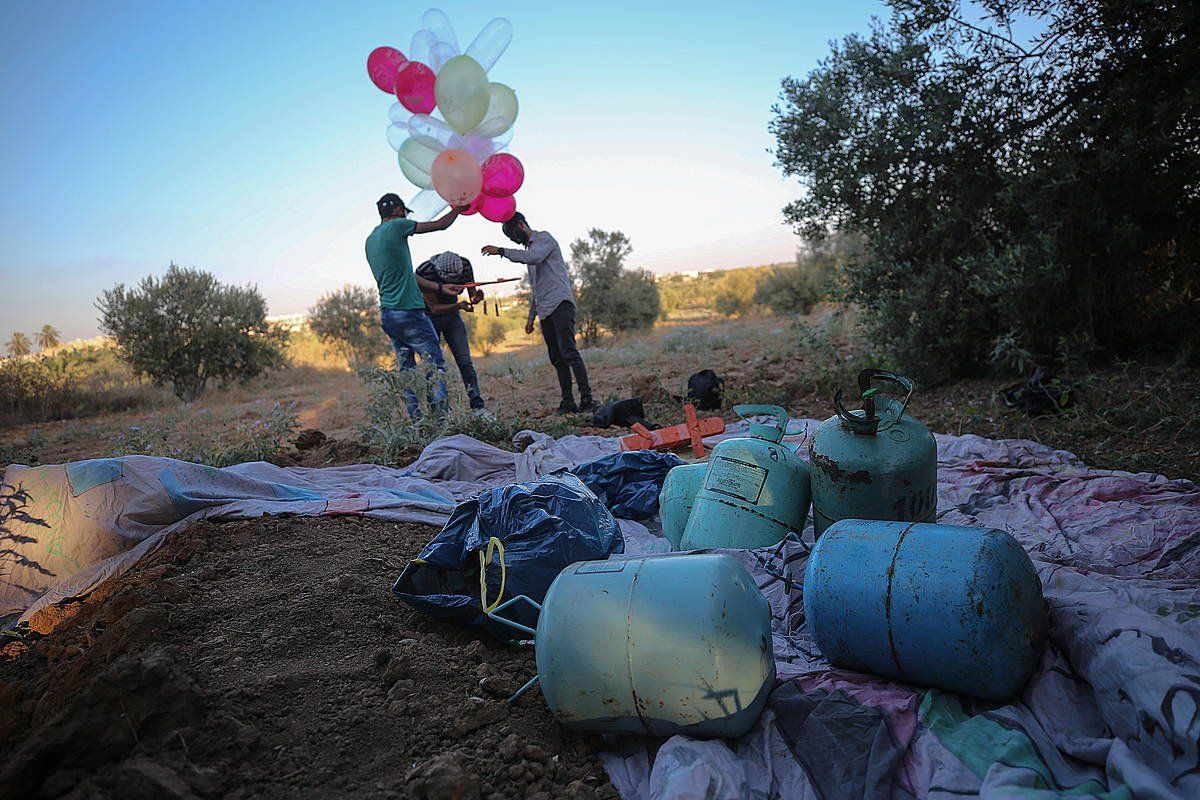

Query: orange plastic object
left=619, top=403, right=725, bottom=458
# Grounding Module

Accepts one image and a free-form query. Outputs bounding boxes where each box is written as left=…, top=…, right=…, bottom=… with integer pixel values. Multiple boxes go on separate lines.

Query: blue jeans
left=380, top=308, right=448, bottom=418
left=428, top=312, right=484, bottom=409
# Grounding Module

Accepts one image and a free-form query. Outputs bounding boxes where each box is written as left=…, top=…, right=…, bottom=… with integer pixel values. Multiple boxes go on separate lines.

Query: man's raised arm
left=498, top=235, right=553, bottom=264
left=413, top=207, right=462, bottom=234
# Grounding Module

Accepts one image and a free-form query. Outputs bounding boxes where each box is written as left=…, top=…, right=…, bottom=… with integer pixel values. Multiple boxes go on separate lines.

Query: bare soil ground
left=0, top=516, right=615, bottom=800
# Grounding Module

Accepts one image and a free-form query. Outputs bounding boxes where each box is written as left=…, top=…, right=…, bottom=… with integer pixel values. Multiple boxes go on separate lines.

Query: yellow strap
left=478, top=537, right=507, bottom=613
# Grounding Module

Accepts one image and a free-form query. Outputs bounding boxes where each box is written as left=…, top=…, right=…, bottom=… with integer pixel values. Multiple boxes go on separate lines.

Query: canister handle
left=485, top=594, right=542, bottom=638
left=733, top=404, right=787, bottom=443
left=859, top=369, right=914, bottom=427
left=833, top=370, right=915, bottom=435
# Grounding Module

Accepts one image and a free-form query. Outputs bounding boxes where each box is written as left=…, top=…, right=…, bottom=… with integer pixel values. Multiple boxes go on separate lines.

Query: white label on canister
left=704, top=456, right=768, bottom=504
left=576, top=560, right=627, bottom=575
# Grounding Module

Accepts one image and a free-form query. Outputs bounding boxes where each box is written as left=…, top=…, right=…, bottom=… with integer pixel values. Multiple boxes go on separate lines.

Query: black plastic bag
left=687, top=370, right=723, bottom=410
left=571, top=450, right=686, bottom=520
left=592, top=397, right=657, bottom=429
left=1000, top=367, right=1077, bottom=416
left=392, top=473, right=623, bottom=639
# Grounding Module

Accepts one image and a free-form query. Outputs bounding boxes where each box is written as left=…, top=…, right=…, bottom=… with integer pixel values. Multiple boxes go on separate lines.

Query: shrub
left=712, top=269, right=764, bottom=316
left=570, top=230, right=661, bottom=342
left=308, top=285, right=391, bottom=367
left=98, top=265, right=287, bottom=401
left=467, top=313, right=507, bottom=356
left=0, top=345, right=164, bottom=426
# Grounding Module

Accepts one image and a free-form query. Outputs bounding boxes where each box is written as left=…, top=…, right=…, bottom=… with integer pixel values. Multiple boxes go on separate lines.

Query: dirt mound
left=0, top=516, right=616, bottom=799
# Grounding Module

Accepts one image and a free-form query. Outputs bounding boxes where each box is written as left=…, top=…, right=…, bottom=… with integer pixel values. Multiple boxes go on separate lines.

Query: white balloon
left=388, top=102, right=412, bottom=126
left=422, top=8, right=460, bottom=54
left=397, top=137, right=441, bottom=188
left=387, top=123, right=407, bottom=151
left=472, top=83, right=518, bottom=138
left=408, top=186, right=448, bottom=221
left=429, top=41, right=456, bottom=73
left=466, top=18, right=513, bottom=72
left=408, top=114, right=455, bottom=148
left=409, top=29, right=436, bottom=64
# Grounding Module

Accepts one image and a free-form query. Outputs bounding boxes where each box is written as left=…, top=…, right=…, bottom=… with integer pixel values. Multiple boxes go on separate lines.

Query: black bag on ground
left=571, top=451, right=685, bottom=520
left=392, top=473, right=623, bottom=639
left=1000, top=367, right=1077, bottom=416
left=687, top=370, right=724, bottom=410
left=592, top=397, right=657, bottom=429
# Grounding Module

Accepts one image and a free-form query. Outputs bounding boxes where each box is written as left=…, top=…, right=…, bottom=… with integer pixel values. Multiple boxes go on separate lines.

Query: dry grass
left=3, top=312, right=1196, bottom=482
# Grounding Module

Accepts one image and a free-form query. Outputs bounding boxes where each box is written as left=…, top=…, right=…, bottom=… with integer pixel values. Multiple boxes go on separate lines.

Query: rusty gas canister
left=808, top=369, right=937, bottom=535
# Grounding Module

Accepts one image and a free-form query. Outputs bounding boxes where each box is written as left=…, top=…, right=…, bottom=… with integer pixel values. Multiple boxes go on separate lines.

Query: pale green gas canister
left=680, top=405, right=810, bottom=550
left=809, top=369, right=937, bottom=535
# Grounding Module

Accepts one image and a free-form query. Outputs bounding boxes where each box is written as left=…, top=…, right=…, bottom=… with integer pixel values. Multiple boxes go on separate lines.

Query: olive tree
left=569, top=229, right=660, bottom=343
left=98, top=264, right=287, bottom=401
left=308, top=285, right=391, bottom=367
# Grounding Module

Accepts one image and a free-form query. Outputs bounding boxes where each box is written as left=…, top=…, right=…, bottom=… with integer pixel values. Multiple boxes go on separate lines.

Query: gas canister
left=808, top=370, right=937, bottom=536
left=659, top=463, right=708, bottom=550
left=680, top=405, right=810, bottom=550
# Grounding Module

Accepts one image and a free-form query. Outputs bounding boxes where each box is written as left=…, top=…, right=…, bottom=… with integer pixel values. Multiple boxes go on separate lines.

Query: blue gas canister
left=808, top=370, right=937, bottom=536
left=680, top=405, right=810, bottom=550
left=804, top=520, right=1047, bottom=700
left=487, top=554, right=775, bottom=738
left=658, top=463, right=707, bottom=549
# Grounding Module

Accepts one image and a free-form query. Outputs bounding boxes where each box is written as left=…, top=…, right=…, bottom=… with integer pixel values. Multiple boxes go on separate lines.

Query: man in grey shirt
left=482, top=212, right=594, bottom=413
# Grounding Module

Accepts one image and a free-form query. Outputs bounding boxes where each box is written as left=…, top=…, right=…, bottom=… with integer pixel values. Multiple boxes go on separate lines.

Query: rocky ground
left=0, top=516, right=617, bottom=800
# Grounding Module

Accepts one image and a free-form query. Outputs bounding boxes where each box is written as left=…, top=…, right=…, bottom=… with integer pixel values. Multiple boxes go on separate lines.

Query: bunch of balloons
left=367, top=9, right=523, bottom=222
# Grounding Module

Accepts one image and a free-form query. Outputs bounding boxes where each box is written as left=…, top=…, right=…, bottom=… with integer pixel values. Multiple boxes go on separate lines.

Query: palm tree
left=35, top=324, right=61, bottom=351
left=6, top=332, right=31, bottom=357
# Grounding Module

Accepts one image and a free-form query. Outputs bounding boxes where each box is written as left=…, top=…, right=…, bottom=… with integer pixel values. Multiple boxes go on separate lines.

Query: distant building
left=266, top=313, right=309, bottom=332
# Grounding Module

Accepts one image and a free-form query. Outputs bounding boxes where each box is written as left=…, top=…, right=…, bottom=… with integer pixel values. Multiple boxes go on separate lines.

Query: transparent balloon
left=478, top=193, right=517, bottom=223
left=409, top=29, right=436, bottom=65
left=450, top=132, right=498, bottom=163
left=481, top=153, right=524, bottom=198
left=394, top=61, right=436, bottom=114
left=388, top=101, right=412, bottom=126
left=408, top=187, right=448, bottom=221
left=367, top=47, right=406, bottom=94
left=429, top=40, right=457, bottom=73
left=398, top=137, right=441, bottom=188
left=466, top=17, right=513, bottom=72
left=435, top=55, right=490, bottom=134
left=473, top=83, right=518, bottom=138
left=431, top=148, right=483, bottom=206
left=408, top=114, right=456, bottom=148
left=387, top=123, right=408, bottom=151
left=422, top=8, right=460, bottom=54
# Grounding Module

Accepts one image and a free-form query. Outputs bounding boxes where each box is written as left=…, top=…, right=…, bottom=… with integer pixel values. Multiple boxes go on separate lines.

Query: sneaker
left=471, top=407, right=496, bottom=421
left=578, top=399, right=598, bottom=413
left=556, top=401, right=579, bottom=415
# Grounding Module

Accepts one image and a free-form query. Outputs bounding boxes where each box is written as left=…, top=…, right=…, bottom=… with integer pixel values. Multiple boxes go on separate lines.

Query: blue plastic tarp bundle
left=570, top=451, right=685, bottom=520
left=392, top=472, right=623, bottom=639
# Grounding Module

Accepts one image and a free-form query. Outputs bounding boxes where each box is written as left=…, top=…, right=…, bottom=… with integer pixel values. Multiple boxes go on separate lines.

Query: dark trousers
left=540, top=301, right=592, bottom=405
left=428, top=312, right=485, bottom=409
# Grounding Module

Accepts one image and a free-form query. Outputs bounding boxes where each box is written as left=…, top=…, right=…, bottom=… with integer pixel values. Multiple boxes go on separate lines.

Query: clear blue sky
left=1, top=1, right=884, bottom=341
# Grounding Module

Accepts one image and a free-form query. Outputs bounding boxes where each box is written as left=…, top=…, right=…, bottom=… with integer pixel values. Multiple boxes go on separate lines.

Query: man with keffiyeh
left=416, top=251, right=487, bottom=411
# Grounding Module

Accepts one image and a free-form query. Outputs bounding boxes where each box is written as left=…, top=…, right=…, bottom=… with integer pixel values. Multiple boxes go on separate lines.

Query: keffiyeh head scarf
left=431, top=251, right=465, bottom=281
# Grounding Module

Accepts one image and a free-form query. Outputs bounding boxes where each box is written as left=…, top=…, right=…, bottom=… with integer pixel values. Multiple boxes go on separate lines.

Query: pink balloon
left=394, top=61, right=436, bottom=114
left=431, top=149, right=483, bottom=206
left=462, top=193, right=483, bottom=215
left=367, top=47, right=407, bottom=94
left=480, top=153, right=525, bottom=198
left=479, top=193, right=517, bottom=223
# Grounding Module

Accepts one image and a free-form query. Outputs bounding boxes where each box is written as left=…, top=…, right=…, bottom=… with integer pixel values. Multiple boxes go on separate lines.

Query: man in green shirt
left=365, top=193, right=465, bottom=418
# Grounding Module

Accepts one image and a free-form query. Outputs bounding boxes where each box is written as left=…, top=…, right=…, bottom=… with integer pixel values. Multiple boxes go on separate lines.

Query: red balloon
left=367, top=47, right=406, bottom=94
left=462, top=194, right=483, bottom=215
left=480, top=153, right=525, bottom=198
left=394, top=61, right=436, bottom=114
left=479, top=193, right=517, bottom=223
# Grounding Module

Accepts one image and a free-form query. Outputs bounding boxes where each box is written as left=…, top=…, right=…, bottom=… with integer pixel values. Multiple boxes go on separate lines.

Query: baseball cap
left=377, top=193, right=409, bottom=217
